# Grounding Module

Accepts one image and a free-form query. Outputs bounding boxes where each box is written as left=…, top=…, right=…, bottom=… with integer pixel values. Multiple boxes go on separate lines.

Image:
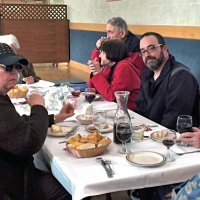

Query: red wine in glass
left=116, top=122, right=132, bottom=154
left=161, top=130, right=176, bottom=162
left=85, top=88, right=96, bottom=104
left=176, top=124, right=192, bottom=133
left=162, top=139, right=175, bottom=149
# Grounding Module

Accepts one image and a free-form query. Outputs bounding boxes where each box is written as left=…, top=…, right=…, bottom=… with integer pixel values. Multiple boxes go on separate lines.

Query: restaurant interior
left=0, top=0, right=200, bottom=200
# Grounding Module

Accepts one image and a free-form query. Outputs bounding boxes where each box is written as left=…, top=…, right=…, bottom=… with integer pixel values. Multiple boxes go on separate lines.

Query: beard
left=145, top=51, right=164, bottom=71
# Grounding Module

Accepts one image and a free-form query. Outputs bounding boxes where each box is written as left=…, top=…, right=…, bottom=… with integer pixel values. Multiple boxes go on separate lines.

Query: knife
left=96, top=157, right=114, bottom=178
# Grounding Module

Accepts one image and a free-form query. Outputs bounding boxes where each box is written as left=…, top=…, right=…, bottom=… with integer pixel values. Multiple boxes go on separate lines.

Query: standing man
left=90, top=17, right=144, bottom=74
left=136, top=32, right=199, bottom=131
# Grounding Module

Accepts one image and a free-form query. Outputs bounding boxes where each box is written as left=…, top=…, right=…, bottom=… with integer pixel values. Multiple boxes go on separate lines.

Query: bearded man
left=136, top=32, right=199, bottom=130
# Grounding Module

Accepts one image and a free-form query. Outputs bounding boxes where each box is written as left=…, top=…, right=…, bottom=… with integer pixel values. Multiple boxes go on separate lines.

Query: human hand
left=23, top=76, right=35, bottom=84
left=26, top=93, right=45, bottom=107
left=87, top=58, right=101, bottom=76
left=54, top=103, right=75, bottom=123
left=178, top=127, right=200, bottom=148
left=96, top=36, right=108, bottom=49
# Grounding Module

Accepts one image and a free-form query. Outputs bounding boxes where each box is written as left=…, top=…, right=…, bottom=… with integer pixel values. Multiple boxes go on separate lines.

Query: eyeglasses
left=0, top=63, right=23, bottom=72
left=140, top=44, right=163, bottom=56
left=99, top=50, right=106, bottom=55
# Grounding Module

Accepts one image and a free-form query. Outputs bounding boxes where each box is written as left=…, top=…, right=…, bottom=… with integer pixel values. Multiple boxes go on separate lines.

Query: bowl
left=76, top=114, right=94, bottom=125
left=7, top=85, right=28, bottom=98
left=65, top=133, right=112, bottom=158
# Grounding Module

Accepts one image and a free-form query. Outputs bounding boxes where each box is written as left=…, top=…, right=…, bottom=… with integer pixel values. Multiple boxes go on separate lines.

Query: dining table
left=14, top=80, right=200, bottom=200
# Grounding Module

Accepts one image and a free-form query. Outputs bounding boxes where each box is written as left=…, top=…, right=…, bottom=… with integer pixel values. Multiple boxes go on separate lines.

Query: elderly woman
left=0, top=34, right=41, bottom=84
left=88, top=39, right=141, bottom=111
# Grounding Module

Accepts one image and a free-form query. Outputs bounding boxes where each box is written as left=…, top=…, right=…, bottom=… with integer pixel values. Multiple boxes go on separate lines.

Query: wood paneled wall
left=70, top=23, right=200, bottom=40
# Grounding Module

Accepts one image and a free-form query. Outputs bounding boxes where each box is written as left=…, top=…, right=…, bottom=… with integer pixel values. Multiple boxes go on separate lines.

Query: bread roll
left=76, top=143, right=96, bottom=150
left=8, top=85, right=28, bottom=98
left=51, top=124, right=61, bottom=133
left=67, top=134, right=82, bottom=144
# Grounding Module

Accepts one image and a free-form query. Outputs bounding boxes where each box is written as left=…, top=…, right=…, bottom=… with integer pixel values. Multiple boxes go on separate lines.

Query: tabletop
left=13, top=82, right=200, bottom=200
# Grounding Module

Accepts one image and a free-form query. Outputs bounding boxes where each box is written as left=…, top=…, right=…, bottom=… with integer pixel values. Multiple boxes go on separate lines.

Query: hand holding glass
left=176, top=115, right=192, bottom=146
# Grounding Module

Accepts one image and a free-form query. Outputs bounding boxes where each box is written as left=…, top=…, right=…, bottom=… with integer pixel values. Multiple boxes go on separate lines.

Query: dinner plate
left=48, top=120, right=79, bottom=137
left=150, top=130, right=180, bottom=142
left=86, top=123, right=113, bottom=133
left=126, top=151, right=166, bottom=167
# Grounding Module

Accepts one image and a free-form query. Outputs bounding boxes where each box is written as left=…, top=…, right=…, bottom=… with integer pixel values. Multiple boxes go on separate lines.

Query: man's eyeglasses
left=140, top=44, right=163, bottom=56
left=0, top=63, right=23, bottom=72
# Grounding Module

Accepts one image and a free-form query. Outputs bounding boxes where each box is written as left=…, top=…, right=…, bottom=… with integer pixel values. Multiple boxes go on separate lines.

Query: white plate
left=48, top=120, right=79, bottom=137
left=126, top=151, right=166, bottom=167
left=150, top=130, right=180, bottom=142
left=86, top=123, right=113, bottom=133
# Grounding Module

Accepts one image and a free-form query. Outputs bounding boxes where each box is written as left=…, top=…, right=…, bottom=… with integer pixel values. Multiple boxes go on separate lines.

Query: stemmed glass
left=161, top=129, right=177, bottom=162
left=93, top=111, right=107, bottom=134
left=47, top=87, right=58, bottom=110
left=85, top=88, right=96, bottom=104
left=116, top=121, right=132, bottom=154
left=176, top=115, right=192, bottom=146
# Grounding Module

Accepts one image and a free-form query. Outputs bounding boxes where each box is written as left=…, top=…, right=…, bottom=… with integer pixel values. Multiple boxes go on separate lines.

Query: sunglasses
left=0, top=63, right=23, bottom=72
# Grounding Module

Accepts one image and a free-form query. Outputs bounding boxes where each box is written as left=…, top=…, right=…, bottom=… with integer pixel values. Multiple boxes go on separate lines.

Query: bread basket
left=8, top=86, right=28, bottom=98
left=65, top=133, right=112, bottom=158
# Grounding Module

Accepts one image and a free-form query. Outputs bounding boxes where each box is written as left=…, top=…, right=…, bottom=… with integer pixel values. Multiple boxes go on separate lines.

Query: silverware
left=171, top=150, right=200, bottom=155
left=58, top=125, right=79, bottom=144
left=96, top=157, right=114, bottom=178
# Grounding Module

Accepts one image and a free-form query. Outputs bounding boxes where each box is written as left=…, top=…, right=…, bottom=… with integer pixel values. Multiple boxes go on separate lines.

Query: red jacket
left=88, top=57, right=141, bottom=111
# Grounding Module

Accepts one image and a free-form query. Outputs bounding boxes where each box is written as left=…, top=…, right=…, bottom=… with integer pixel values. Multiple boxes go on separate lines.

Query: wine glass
left=116, top=122, right=132, bottom=154
left=47, top=87, right=58, bottom=110
left=70, top=86, right=81, bottom=97
left=176, top=115, right=192, bottom=146
left=93, top=111, right=107, bottom=134
left=161, top=129, right=177, bottom=162
left=85, top=88, right=96, bottom=104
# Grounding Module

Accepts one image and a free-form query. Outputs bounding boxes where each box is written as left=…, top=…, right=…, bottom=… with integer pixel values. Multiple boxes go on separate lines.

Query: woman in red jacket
left=88, top=39, right=141, bottom=111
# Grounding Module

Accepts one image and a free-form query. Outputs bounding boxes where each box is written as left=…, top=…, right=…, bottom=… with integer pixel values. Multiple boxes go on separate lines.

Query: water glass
left=132, top=126, right=144, bottom=142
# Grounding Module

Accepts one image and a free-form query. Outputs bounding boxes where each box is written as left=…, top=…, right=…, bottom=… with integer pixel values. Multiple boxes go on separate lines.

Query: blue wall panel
left=70, top=29, right=106, bottom=65
left=70, top=29, right=200, bottom=85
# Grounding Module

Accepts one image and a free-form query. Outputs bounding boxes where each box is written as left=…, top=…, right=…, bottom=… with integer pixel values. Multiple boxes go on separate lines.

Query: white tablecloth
left=41, top=102, right=200, bottom=200
left=14, top=89, right=200, bottom=200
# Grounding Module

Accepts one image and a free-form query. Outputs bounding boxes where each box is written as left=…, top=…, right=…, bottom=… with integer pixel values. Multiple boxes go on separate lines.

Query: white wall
left=63, top=0, right=200, bottom=26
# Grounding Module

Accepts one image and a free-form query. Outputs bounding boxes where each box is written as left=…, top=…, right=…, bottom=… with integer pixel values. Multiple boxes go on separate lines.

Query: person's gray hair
left=0, top=34, right=20, bottom=50
left=107, top=17, right=128, bottom=35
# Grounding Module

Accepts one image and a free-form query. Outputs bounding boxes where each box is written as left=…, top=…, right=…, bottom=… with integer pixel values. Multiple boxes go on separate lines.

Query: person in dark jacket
left=90, top=17, right=145, bottom=74
left=134, top=32, right=199, bottom=200
left=0, top=43, right=73, bottom=200
left=136, top=32, right=199, bottom=130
